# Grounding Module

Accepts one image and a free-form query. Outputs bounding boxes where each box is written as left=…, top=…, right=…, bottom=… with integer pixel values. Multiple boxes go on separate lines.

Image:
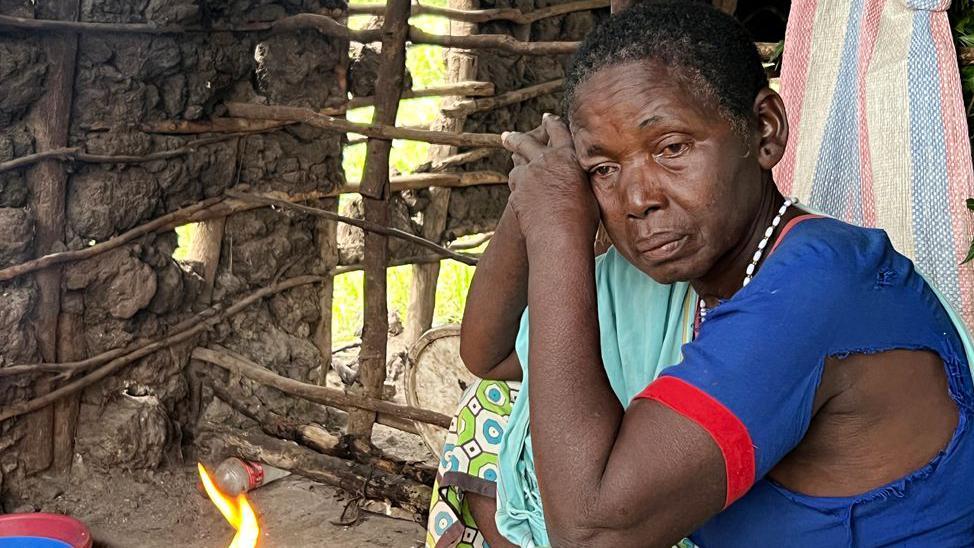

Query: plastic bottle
left=214, top=457, right=291, bottom=495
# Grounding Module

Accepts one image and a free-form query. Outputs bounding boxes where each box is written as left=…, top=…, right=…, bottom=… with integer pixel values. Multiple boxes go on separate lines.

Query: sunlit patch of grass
left=332, top=256, right=479, bottom=345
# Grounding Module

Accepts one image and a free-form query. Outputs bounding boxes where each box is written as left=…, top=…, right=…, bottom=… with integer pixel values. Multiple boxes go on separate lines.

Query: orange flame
left=198, top=462, right=260, bottom=548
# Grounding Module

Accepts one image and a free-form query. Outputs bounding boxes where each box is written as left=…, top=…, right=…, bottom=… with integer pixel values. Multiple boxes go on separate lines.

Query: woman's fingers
left=525, top=123, right=549, bottom=146
left=542, top=113, right=572, bottom=148
left=512, top=152, right=527, bottom=166
left=502, top=131, right=546, bottom=161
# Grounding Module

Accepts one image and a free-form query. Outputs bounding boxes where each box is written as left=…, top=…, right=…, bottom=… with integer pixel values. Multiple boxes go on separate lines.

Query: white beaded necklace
left=698, top=197, right=795, bottom=322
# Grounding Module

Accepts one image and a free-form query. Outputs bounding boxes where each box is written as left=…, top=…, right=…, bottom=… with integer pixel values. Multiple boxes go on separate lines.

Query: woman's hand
left=502, top=114, right=600, bottom=250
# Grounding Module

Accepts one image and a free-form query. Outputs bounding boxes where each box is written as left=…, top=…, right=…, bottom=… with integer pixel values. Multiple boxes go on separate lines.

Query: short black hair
left=564, top=0, right=769, bottom=137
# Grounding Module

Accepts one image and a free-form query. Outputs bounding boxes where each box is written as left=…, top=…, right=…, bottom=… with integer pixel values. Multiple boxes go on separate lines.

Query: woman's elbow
left=548, top=507, right=678, bottom=548
left=458, top=322, right=490, bottom=377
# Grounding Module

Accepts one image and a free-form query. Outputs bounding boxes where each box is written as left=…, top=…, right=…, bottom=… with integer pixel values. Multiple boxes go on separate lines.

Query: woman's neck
left=691, top=181, right=800, bottom=306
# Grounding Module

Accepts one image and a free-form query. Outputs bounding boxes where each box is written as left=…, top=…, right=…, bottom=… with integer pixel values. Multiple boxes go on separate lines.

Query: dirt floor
left=6, top=327, right=452, bottom=547
left=15, top=462, right=426, bottom=547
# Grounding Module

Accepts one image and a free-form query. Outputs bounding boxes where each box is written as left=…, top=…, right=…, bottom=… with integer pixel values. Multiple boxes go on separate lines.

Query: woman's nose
left=621, top=171, right=664, bottom=219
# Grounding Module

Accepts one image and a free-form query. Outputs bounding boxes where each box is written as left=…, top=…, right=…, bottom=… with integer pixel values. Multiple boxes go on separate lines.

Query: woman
left=427, top=2, right=974, bottom=546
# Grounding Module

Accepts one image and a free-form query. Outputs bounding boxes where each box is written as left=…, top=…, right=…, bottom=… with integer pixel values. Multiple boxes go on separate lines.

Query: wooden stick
left=141, top=118, right=293, bottom=134
left=313, top=199, right=341, bottom=387
left=0, top=275, right=328, bottom=423
left=413, top=147, right=493, bottom=173
left=349, top=0, right=609, bottom=24
left=23, top=0, right=81, bottom=474
left=226, top=101, right=503, bottom=148
left=408, top=27, right=578, bottom=55
left=206, top=370, right=436, bottom=484
left=339, top=170, right=506, bottom=194
left=442, top=78, right=564, bottom=117
left=0, top=133, right=247, bottom=175
left=193, top=347, right=452, bottom=428
left=346, top=80, right=495, bottom=110
left=0, top=147, right=80, bottom=173
left=201, top=427, right=433, bottom=511
left=225, top=190, right=479, bottom=265
left=349, top=0, right=410, bottom=442
left=449, top=231, right=493, bottom=250
left=0, top=197, right=224, bottom=282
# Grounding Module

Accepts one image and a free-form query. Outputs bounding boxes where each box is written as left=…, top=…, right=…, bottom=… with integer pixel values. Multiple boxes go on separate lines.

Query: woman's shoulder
left=763, top=216, right=904, bottom=283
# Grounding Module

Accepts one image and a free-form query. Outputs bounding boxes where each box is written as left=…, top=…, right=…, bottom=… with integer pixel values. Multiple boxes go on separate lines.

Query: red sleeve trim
left=635, top=376, right=755, bottom=507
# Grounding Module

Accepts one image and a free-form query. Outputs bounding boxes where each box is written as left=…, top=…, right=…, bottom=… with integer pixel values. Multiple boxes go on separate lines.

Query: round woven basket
left=404, top=324, right=479, bottom=458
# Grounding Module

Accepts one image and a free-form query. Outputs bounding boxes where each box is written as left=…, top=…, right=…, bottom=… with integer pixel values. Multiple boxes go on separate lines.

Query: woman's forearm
left=459, top=203, right=528, bottom=379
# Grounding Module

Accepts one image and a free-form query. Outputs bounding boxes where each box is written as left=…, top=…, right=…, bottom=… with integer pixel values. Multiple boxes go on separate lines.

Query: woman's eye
left=659, top=142, right=690, bottom=158
left=590, top=165, right=617, bottom=178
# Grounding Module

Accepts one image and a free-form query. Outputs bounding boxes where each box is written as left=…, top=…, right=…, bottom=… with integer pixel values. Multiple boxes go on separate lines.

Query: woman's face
left=571, top=60, right=766, bottom=284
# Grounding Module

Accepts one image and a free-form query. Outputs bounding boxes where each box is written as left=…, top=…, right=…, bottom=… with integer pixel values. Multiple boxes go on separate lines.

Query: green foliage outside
left=954, top=5, right=974, bottom=262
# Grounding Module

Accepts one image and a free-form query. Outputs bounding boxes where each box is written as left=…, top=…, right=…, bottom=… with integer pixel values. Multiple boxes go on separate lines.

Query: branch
left=449, top=231, right=493, bottom=251
left=408, top=27, right=578, bottom=55
left=141, top=118, right=294, bottom=134
left=442, top=78, right=564, bottom=117
left=193, top=346, right=452, bottom=428
left=0, top=275, right=328, bottom=423
left=225, top=189, right=480, bottom=265
left=0, top=133, right=254, bottom=174
left=339, top=170, right=506, bottom=194
left=200, top=426, right=433, bottom=512
left=349, top=0, right=610, bottom=24
left=206, top=379, right=437, bottom=484
left=413, top=147, right=493, bottom=173
left=0, top=196, right=225, bottom=282
left=344, top=80, right=495, bottom=111
left=226, top=102, right=502, bottom=148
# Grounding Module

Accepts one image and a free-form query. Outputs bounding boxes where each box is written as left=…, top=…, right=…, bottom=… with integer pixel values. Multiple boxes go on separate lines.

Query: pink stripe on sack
left=774, top=0, right=819, bottom=196
left=854, top=0, right=885, bottom=226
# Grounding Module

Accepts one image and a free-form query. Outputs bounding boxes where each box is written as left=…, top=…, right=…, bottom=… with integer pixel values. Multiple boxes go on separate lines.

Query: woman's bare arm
left=459, top=203, right=527, bottom=381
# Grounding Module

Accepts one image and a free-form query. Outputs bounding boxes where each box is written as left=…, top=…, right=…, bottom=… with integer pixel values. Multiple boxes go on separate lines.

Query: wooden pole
left=22, top=0, right=81, bottom=474
left=347, top=0, right=411, bottom=444
left=225, top=101, right=503, bottom=148
left=441, top=78, right=563, bottom=117
left=405, top=0, right=479, bottom=347
left=348, top=0, right=609, bottom=24
left=186, top=218, right=225, bottom=304
left=314, top=198, right=340, bottom=386
left=192, top=347, right=452, bottom=428
left=201, top=427, right=433, bottom=512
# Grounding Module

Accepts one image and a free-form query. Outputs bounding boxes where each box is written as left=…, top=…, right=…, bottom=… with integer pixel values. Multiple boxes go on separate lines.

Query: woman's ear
left=752, top=88, right=789, bottom=170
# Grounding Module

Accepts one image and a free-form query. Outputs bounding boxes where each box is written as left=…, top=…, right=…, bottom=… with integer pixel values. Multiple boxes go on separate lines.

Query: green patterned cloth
left=424, top=378, right=696, bottom=548
left=426, top=379, right=520, bottom=548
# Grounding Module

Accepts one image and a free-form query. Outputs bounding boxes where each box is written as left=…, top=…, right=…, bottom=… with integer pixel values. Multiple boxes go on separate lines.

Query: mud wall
left=0, top=0, right=346, bottom=505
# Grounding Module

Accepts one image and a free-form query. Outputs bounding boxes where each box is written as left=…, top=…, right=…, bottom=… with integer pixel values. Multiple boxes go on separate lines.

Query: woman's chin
left=634, top=259, right=700, bottom=285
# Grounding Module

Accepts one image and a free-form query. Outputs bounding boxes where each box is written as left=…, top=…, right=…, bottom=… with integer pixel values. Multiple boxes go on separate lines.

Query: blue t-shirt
left=638, top=217, right=974, bottom=546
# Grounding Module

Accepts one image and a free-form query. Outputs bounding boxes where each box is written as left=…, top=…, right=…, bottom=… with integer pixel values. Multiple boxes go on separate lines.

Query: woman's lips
left=636, top=234, right=687, bottom=261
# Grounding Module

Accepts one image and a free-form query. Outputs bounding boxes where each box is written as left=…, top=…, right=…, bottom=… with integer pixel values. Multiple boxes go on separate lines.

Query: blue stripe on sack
left=808, top=0, right=865, bottom=224
left=908, top=12, right=960, bottom=306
